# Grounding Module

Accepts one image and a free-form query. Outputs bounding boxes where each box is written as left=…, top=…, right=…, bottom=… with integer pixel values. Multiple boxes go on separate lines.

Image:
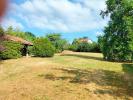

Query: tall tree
left=0, top=25, right=5, bottom=36
left=25, top=32, right=36, bottom=42
left=46, top=33, right=61, bottom=42
left=46, top=33, right=68, bottom=52
left=6, top=26, right=14, bottom=35
left=100, top=0, right=133, bottom=62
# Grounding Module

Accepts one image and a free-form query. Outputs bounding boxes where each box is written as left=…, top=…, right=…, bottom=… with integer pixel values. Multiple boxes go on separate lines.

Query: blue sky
left=2, top=0, right=108, bottom=42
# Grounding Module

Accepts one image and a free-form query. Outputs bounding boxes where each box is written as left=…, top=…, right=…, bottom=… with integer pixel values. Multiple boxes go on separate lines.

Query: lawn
left=0, top=51, right=133, bottom=100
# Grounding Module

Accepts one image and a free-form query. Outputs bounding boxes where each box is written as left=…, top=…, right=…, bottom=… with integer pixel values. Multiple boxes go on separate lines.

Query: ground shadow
left=61, top=54, right=103, bottom=61
left=41, top=67, right=133, bottom=97
left=0, top=59, right=3, bottom=65
left=122, top=64, right=133, bottom=74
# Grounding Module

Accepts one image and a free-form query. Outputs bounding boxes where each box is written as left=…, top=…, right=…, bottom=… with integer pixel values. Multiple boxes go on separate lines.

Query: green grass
left=52, top=52, right=123, bottom=72
left=0, top=51, right=133, bottom=100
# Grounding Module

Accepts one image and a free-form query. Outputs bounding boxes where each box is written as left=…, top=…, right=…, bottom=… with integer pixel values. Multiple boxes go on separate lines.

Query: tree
left=46, top=33, right=68, bottom=52
left=97, top=35, right=104, bottom=52
left=46, top=33, right=61, bottom=42
left=100, top=0, right=133, bottom=62
left=6, top=26, right=36, bottom=42
left=25, top=32, right=36, bottom=42
left=6, top=26, right=14, bottom=35
left=0, top=25, right=5, bottom=36
left=54, top=39, right=68, bottom=52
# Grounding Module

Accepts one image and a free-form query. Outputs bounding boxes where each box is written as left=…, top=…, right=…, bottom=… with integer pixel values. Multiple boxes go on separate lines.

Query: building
left=78, top=37, right=93, bottom=44
left=0, top=34, right=33, bottom=56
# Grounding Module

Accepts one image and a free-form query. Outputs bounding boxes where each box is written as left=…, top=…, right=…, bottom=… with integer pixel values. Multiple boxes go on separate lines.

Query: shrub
left=0, top=41, right=22, bottom=59
left=90, top=42, right=101, bottom=52
left=69, top=44, right=78, bottom=51
left=54, top=39, right=69, bottom=53
left=69, top=42, right=100, bottom=53
left=32, top=38, right=55, bottom=57
left=0, top=26, right=5, bottom=36
left=77, top=42, right=90, bottom=52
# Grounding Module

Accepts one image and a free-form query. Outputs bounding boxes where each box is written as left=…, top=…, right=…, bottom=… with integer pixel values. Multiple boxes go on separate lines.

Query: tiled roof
left=0, top=35, right=33, bottom=46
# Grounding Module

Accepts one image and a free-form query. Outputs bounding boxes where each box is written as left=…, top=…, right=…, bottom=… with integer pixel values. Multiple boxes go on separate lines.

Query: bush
left=77, top=42, right=90, bottom=52
left=32, top=38, right=55, bottom=57
left=69, top=44, right=78, bottom=51
left=69, top=42, right=100, bottom=53
left=0, top=41, right=22, bottom=59
left=54, top=39, right=68, bottom=53
left=89, top=42, right=101, bottom=52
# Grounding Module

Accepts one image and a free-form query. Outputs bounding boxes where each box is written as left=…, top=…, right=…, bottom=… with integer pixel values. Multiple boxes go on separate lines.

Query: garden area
left=0, top=51, right=133, bottom=100
left=0, top=0, right=133, bottom=100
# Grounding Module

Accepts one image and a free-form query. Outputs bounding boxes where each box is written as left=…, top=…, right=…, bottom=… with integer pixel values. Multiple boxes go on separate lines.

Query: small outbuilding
left=0, top=34, right=33, bottom=56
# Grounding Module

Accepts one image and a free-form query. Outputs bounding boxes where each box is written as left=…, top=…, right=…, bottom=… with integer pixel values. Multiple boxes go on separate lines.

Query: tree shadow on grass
left=0, top=59, right=3, bottom=65
left=122, top=64, right=133, bottom=74
left=41, top=67, right=133, bottom=97
left=61, top=54, right=103, bottom=61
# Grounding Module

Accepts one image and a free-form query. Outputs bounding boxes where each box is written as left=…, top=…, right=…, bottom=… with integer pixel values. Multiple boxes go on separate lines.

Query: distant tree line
left=0, top=25, right=101, bottom=60
left=0, top=26, right=69, bottom=59
left=69, top=37, right=101, bottom=53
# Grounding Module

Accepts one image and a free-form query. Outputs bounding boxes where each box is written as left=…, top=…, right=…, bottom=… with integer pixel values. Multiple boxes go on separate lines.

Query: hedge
left=0, top=41, right=22, bottom=59
left=32, top=38, right=55, bottom=57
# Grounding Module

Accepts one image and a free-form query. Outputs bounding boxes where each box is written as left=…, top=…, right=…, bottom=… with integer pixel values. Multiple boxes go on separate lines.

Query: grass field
left=0, top=51, right=133, bottom=100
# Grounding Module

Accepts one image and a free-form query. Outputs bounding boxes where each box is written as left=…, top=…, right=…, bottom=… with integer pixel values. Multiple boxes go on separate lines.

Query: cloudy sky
left=1, top=0, right=108, bottom=42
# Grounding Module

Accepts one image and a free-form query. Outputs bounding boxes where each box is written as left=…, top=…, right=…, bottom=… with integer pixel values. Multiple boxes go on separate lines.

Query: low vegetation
left=69, top=42, right=100, bottom=53
left=32, top=38, right=55, bottom=57
left=0, top=26, right=101, bottom=59
left=0, top=0, right=132, bottom=100
left=69, top=38, right=100, bottom=53
left=0, top=41, right=22, bottom=59
left=0, top=51, right=132, bottom=100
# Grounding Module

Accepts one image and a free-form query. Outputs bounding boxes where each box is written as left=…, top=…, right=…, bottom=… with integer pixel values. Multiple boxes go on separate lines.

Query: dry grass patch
left=0, top=51, right=133, bottom=100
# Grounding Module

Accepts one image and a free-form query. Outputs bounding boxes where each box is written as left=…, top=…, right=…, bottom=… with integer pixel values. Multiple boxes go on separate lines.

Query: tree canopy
left=46, top=33, right=68, bottom=52
left=99, top=0, right=133, bottom=62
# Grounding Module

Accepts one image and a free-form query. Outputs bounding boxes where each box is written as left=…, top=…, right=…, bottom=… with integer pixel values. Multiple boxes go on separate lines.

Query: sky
left=1, top=0, right=109, bottom=42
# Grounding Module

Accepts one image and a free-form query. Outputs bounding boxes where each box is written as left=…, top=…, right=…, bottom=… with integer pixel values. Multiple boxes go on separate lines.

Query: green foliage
left=69, top=37, right=100, bottom=52
left=0, top=41, right=22, bottom=59
left=54, top=39, right=68, bottom=52
left=77, top=42, right=100, bottom=52
left=32, top=38, right=55, bottom=57
left=77, top=43, right=90, bottom=52
left=100, top=0, right=133, bottom=62
left=90, top=42, right=101, bottom=52
left=69, top=41, right=100, bottom=53
left=0, top=26, right=5, bottom=36
left=24, top=32, right=36, bottom=42
left=97, top=36, right=104, bottom=52
left=6, top=26, right=36, bottom=42
left=46, top=33, right=68, bottom=52
left=6, top=26, right=14, bottom=35
left=69, top=44, right=78, bottom=51
left=46, top=33, right=61, bottom=42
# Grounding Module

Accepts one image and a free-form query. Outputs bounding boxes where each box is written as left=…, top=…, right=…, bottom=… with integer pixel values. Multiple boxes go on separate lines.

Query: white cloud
left=96, top=31, right=104, bottom=36
left=1, top=17, right=24, bottom=29
left=3, top=0, right=108, bottom=33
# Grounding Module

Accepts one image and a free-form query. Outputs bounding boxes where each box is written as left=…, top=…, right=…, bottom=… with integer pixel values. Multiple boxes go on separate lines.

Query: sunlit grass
left=0, top=51, right=133, bottom=100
